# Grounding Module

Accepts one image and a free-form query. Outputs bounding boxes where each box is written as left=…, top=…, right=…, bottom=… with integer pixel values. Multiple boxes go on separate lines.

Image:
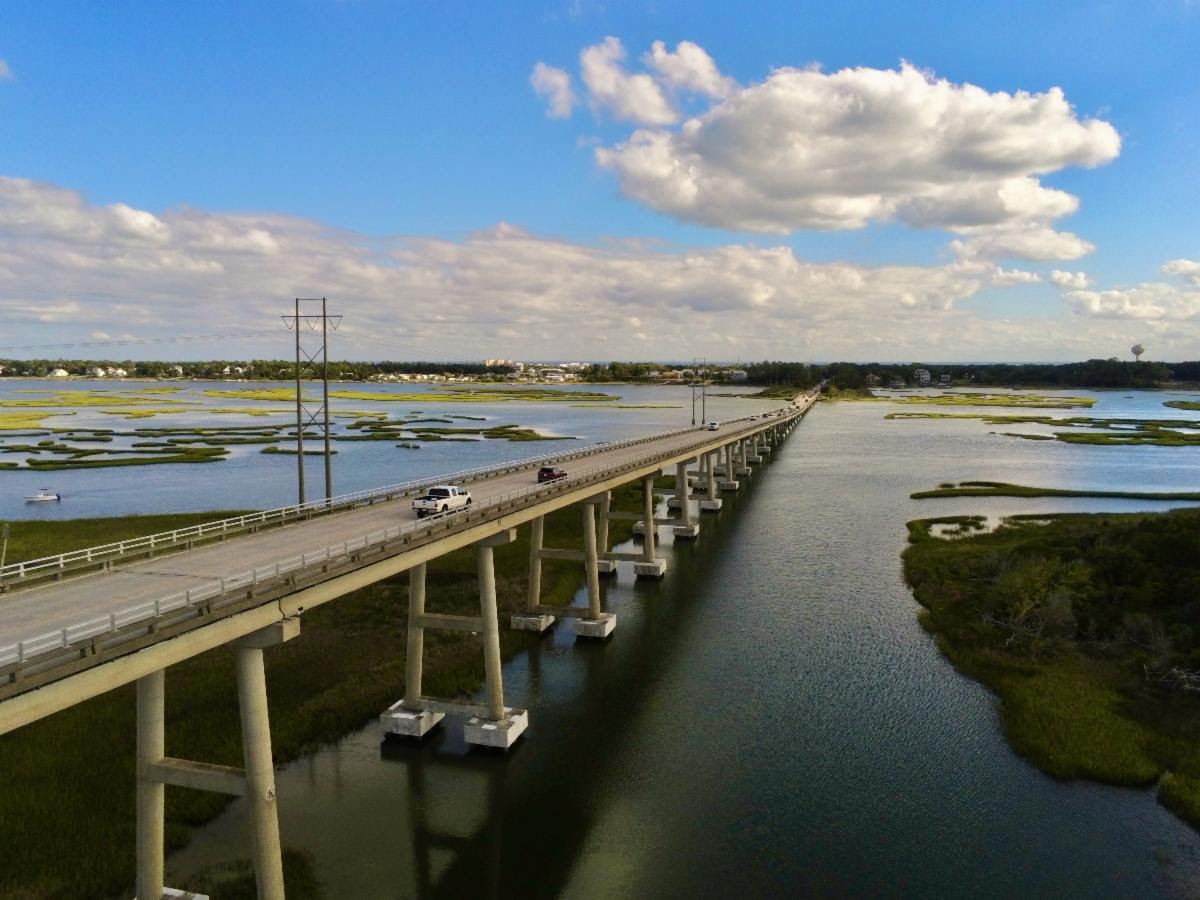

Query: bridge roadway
left=0, top=399, right=812, bottom=729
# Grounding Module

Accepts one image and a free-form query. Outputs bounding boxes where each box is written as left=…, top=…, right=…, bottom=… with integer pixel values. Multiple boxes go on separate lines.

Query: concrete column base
left=700, top=498, right=723, bottom=511
left=574, top=613, right=616, bottom=639
left=666, top=497, right=683, bottom=510
left=747, top=455, right=763, bottom=463
left=735, top=466, right=752, bottom=476
left=634, top=559, right=668, bottom=578
left=380, top=702, right=445, bottom=740
left=719, top=480, right=740, bottom=491
left=464, top=708, right=528, bottom=749
left=672, top=523, right=700, bottom=539
left=713, top=466, right=727, bottom=477
left=155, top=889, right=210, bottom=900
left=511, top=613, right=556, bottom=632
left=596, top=558, right=618, bottom=575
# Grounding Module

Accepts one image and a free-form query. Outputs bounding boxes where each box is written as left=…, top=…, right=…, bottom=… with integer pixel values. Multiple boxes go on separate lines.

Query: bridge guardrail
left=0, top=418, right=740, bottom=590
left=0, top=402, right=812, bottom=671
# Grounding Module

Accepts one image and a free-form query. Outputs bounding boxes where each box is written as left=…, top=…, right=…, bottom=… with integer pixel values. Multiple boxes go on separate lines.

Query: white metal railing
left=0, top=401, right=812, bottom=670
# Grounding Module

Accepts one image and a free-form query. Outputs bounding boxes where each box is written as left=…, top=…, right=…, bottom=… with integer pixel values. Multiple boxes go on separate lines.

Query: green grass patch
left=0, top=486, right=646, bottom=897
left=904, top=508, right=1200, bottom=830
left=888, top=392, right=1096, bottom=409
left=912, top=481, right=1200, bottom=501
left=1164, top=400, right=1200, bottom=411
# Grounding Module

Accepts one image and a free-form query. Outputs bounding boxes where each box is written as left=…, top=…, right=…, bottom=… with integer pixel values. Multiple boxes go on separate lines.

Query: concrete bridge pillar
left=596, top=490, right=617, bottom=575
left=465, top=532, right=529, bottom=748
left=234, top=640, right=286, bottom=900
left=700, top=450, right=722, bottom=511
left=575, top=498, right=615, bottom=638
left=512, top=516, right=554, bottom=633
left=672, top=460, right=699, bottom=538
left=135, top=671, right=166, bottom=900
left=720, top=442, right=740, bottom=491
left=736, top=438, right=751, bottom=476
left=136, top=621, right=297, bottom=900
left=634, top=474, right=667, bottom=578
left=401, top=563, right=447, bottom=733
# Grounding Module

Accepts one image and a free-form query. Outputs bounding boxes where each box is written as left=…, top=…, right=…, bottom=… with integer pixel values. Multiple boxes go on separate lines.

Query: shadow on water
left=375, top=474, right=758, bottom=899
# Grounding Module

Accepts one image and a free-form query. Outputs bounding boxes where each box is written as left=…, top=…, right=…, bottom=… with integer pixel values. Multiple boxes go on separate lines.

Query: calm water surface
left=21, top=384, right=1200, bottom=897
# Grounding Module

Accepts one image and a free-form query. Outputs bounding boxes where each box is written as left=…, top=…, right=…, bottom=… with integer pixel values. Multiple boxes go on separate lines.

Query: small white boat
left=24, top=489, right=61, bottom=502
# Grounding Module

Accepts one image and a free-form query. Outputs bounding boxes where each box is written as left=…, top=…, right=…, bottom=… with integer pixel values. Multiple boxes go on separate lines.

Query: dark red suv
left=537, top=465, right=567, bottom=483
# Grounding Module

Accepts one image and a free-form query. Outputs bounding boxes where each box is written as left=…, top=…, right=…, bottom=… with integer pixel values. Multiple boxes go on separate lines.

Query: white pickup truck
left=412, top=485, right=472, bottom=518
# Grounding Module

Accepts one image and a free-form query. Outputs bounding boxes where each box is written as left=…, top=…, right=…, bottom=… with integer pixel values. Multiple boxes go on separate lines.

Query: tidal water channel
left=154, top=390, right=1200, bottom=897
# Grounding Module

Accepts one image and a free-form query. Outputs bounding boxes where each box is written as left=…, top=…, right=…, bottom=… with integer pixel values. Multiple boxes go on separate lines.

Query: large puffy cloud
left=595, top=60, right=1118, bottom=237
left=530, top=62, right=576, bottom=118
left=579, top=37, right=676, bottom=125
left=1055, top=260, right=1200, bottom=321
left=1163, top=258, right=1200, bottom=286
left=4, top=176, right=1193, bottom=361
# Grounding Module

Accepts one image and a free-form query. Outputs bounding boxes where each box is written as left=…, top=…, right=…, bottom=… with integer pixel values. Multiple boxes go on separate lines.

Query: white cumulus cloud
left=951, top=226, right=1095, bottom=262
left=1049, top=270, right=1091, bottom=289
left=644, top=40, right=735, bottom=99
left=1163, top=258, right=1200, bottom=286
left=6, top=176, right=1198, bottom=361
left=580, top=36, right=677, bottom=125
left=530, top=62, right=576, bottom=118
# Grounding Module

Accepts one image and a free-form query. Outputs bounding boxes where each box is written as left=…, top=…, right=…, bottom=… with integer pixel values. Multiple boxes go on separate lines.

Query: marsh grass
left=904, top=510, right=1200, bottom=830
left=0, top=485, right=643, bottom=897
left=912, top=481, right=1200, bottom=501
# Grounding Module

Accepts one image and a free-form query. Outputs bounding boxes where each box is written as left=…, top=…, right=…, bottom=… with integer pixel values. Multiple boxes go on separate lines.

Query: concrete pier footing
left=596, top=558, right=618, bottom=575
left=735, top=466, right=752, bottom=476
left=380, top=703, right=445, bottom=739
left=574, top=612, right=616, bottom=639
left=699, top=499, right=723, bottom=511
left=634, top=559, right=667, bottom=578
left=672, top=523, right=700, bottom=539
left=719, top=480, right=740, bottom=491
left=747, top=455, right=763, bottom=464
left=510, top=613, right=556, bottom=632
left=464, top=708, right=529, bottom=749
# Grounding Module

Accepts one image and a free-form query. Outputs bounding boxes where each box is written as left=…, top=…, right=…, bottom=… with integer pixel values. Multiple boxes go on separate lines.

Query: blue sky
left=0, top=1, right=1198, bottom=361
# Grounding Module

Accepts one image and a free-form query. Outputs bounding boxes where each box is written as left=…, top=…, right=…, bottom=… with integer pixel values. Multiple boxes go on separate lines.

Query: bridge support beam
left=465, top=531, right=528, bottom=749
left=700, top=450, right=722, bottom=511
left=383, top=563, right=446, bottom=736
left=634, top=474, right=667, bottom=578
left=735, top=438, right=752, bottom=476
left=672, top=460, right=699, bottom=539
left=511, top=516, right=554, bottom=633
left=574, top=498, right=615, bottom=639
left=720, top=442, right=740, bottom=491
left=595, top=490, right=617, bottom=575
left=136, top=620, right=297, bottom=900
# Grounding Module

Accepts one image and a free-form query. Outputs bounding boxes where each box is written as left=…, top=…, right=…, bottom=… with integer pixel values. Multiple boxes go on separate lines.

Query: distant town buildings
left=49, top=368, right=70, bottom=378
left=914, top=368, right=932, bottom=385
left=865, top=373, right=881, bottom=386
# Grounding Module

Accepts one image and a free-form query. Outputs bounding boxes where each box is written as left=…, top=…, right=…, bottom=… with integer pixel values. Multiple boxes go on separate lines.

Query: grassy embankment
left=738, top=385, right=801, bottom=399
left=888, top=392, right=1097, bottom=409
left=912, top=481, right=1200, bottom=501
left=203, top=386, right=619, bottom=404
left=903, top=509, right=1200, bottom=830
left=0, top=490, right=644, bottom=899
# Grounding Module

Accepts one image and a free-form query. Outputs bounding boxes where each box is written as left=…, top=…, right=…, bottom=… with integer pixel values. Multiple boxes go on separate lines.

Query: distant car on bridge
left=706, top=422, right=720, bottom=431
left=537, top=465, right=567, bottom=483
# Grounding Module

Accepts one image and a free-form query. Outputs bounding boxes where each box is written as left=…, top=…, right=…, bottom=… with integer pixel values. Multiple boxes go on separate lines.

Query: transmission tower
left=282, top=298, right=341, bottom=504
left=691, top=356, right=707, bottom=426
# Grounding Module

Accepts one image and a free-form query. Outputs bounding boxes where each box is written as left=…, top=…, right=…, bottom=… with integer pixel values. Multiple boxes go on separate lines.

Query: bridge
left=0, top=389, right=817, bottom=900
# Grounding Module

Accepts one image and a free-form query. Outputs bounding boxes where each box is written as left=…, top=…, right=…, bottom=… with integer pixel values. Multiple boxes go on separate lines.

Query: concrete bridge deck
left=0, top=397, right=815, bottom=723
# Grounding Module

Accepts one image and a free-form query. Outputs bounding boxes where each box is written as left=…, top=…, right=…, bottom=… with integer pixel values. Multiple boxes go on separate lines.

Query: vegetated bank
left=0, top=487, right=646, bottom=899
left=911, top=481, right=1200, bottom=502
left=903, top=509, right=1200, bottom=831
